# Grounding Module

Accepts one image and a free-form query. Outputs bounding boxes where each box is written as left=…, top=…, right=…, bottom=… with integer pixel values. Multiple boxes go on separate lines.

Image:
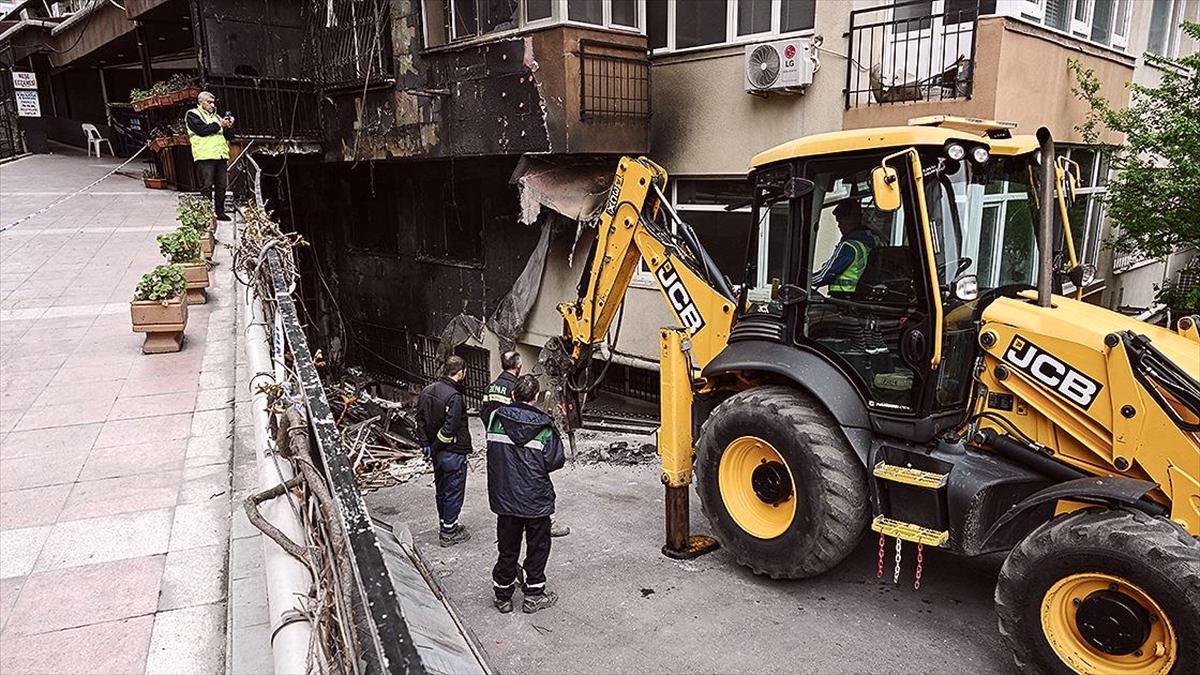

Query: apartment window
left=568, top=0, right=604, bottom=23
left=636, top=179, right=754, bottom=285
left=1148, top=0, right=1185, bottom=56
left=1059, top=147, right=1109, bottom=270
left=661, top=0, right=815, bottom=53
left=1012, top=0, right=1131, bottom=48
left=424, top=0, right=642, bottom=47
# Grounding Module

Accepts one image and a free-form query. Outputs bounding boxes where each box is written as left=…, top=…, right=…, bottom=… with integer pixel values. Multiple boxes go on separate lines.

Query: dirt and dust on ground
left=365, top=418, right=1018, bottom=675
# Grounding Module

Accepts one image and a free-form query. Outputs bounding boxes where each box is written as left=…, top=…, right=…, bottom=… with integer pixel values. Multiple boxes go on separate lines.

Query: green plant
left=130, top=87, right=151, bottom=103
left=158, top=227, right=203, bottom=264
left=1069, top=22, right=1200, bottom=260
left=134, top=264, right=188, bottom=302
left=177, top=194, right=215, bottom=232
left=143, top=167, right=162, bottom=180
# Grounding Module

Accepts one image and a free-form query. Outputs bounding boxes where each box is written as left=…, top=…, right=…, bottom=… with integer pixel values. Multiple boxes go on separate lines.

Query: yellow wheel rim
left=718, top=436, right=797, bottom=540
left=1041, top=572, right=1177, bottom=675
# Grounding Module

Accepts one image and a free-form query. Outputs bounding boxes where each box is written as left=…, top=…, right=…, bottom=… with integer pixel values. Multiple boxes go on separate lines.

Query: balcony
left=843, top=3, right=1135, bottom=144
left=324, top=23, right=650, bottom=161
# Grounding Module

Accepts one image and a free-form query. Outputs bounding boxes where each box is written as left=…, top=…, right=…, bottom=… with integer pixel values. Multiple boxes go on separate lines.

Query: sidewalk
left=0, top=150, right=250, bottom=673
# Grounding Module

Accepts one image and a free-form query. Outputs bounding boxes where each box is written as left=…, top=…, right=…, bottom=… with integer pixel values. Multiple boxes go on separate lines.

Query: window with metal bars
left=306, top=0, right=394, bottom=88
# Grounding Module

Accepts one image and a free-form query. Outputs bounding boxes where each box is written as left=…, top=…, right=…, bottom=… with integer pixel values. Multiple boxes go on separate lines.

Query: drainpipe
left=1036, top=127, right=1056, bottom=308
left=241, top=276, right=313, bottom=674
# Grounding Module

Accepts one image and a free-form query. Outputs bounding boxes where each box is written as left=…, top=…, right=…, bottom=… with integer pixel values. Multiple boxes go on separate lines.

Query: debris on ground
left=328, top=367, right=431, bottom=491
left=573, top=437, right=658, bottom=466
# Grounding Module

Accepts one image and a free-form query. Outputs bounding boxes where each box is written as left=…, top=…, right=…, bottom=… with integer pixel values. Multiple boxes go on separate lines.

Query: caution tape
left=0, top=142, right=151, bottom=234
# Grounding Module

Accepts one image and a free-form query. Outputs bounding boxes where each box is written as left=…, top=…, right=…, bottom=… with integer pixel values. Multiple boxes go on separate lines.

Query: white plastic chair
left=82, top=123, right=113, bottom=157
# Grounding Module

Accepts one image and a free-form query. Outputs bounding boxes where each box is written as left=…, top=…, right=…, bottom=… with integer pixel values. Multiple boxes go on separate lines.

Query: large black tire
left=695, top=385, right=868, bottom=579
left=995, top=507, right=1200, bottom=674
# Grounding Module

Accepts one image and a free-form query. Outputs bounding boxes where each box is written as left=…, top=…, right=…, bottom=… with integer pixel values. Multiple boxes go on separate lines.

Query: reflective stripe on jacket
left=186, top=107, right=230, bottom=160
left=485, top=402, right=565, bottom=518
left=829, top=238, right=872, bottom=293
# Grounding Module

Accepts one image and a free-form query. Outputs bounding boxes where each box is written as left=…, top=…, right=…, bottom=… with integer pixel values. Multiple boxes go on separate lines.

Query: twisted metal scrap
left=230, top=204, right=308, bottom=300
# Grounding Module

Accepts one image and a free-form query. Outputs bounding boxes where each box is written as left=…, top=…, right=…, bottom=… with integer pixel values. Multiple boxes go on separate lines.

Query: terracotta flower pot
left=144, top=177, right=168, bottom=189
left=182, top=262, right=210, bottom=305
left=200, top=232, right=215, bottom=259
left=131, top=295, right=188, bottom=353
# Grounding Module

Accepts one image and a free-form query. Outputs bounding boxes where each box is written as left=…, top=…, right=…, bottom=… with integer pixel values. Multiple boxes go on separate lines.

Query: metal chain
left=914, top=543, right=924, bottom=590
left=876, top=533, right=886, bottom=579
left=893, top=538, right=902, bottom=585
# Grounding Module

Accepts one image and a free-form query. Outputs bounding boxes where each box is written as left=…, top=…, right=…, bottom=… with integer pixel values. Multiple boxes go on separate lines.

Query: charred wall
left=273, top=155, right=553, bottom=382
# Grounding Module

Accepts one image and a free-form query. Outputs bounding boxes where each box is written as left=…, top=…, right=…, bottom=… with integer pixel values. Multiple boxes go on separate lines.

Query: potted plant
left=131, top=264, right=189, bottom=353
left=177, top=195, right=217, bottom=259
left=143, top=168, right=167, bottom=189
left=158, top=227, right=210, bottom=304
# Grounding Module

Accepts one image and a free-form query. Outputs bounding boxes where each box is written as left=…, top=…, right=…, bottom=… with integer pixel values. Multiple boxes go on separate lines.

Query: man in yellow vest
left=811, top=199, right=877, bottom=297
left=186, top=91, right=235, bottom=221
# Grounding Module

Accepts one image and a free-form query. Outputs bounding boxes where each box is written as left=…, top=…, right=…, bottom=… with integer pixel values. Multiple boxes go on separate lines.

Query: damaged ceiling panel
left=510, top=156, right=614, bottom=225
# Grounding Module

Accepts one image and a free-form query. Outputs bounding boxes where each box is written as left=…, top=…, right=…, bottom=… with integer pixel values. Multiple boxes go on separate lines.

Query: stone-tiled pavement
left=0, top=149, right=265, bottom=673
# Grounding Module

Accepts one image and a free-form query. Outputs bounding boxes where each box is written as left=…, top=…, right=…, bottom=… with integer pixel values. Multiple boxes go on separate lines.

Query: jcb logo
left=1003, top=337, right=1102, bottom=410
left=605, top=174, right=624, bottom=216
left=656, top=261, right=705, bottom=334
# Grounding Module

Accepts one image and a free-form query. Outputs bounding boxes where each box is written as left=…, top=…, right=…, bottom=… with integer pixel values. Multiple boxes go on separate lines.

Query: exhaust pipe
left=1036, top=127, right=1055, bottom=308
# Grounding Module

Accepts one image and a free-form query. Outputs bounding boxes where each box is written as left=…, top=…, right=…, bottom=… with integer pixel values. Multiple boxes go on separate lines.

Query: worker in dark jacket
left=416, top=355, right=473, bottom=547
left=486, top=374, right=565, bottom=614
left=482, top=351, right=572, bottom=538
left=480, top=350, right=522, bottom=424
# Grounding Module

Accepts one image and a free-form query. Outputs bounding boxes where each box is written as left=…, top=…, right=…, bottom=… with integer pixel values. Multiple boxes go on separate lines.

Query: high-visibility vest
left=830, top=239, right=871, bottom=293
left=186, top=106, right=229, bottom=161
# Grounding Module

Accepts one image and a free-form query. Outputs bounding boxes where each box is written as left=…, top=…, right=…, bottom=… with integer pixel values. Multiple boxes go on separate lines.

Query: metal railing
left=579, top=39, right=650, bottom=121
left=204, top=75, right=322, bottom=140
left=305, top=0, right=393, bottom=88
left=845, top=0, right=981, bottom=109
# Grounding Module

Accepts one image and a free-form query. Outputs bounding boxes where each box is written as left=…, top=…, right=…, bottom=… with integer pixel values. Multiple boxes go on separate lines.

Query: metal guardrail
left=579, top=39, right=650, bottom=121
left=845, top=0, right=980, bottom=109
left=267, top=249, right=425, bottom=674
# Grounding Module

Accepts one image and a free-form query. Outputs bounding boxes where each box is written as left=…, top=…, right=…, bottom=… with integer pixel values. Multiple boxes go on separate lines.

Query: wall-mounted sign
left=12, top=71, right=37, bottom=90
left=15, top=89, right=41, bottom=117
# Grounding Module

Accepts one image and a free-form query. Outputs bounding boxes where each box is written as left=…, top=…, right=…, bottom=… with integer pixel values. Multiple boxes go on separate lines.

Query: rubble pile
left=328, top=368, right=431, bottom=492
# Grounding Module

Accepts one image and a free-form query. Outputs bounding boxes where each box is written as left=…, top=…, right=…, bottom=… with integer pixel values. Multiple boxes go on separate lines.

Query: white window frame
left=654, top=0, right=816, bottom=56
left=996, top=0, right=1132, bottom=51
left=424, top=0, right=645, bottom=52
left=1059, top=146, right=1108, bottom=270
left=1147, top=0, right=1186, bottom=58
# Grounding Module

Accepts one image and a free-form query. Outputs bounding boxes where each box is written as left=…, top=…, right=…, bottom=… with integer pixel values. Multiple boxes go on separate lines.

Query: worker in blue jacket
left=486, top=375, right=565, bottom=614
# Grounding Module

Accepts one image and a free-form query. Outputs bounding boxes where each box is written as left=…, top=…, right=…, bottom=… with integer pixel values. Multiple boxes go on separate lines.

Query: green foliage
left=129, top=74, right=197, bottom=104
left=134, top=264, right=187, bottom=302
left=176, top=194, right=215, bottom=233
left=1069, top=22, right=1200, bottom=260
left=157, top=227, right=203, bottom=264
left=1155, top=281, right=1200, bottom=312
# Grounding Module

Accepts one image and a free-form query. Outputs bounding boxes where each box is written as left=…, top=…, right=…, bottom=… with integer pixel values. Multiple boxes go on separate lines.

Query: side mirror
left=777, top=283, right=807, bottom=305
left=783, top=177, right=815, bottom=199
left=871, top=166, right=901, bottom=212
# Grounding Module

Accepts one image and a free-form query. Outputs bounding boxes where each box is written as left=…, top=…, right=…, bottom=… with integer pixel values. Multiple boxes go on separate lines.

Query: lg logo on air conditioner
left=1003, top=336, right=1102, bottom=409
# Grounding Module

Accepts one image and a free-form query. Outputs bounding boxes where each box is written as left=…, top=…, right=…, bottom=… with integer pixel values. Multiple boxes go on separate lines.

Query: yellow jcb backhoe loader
left=543, top=117, right=1200, bottom=674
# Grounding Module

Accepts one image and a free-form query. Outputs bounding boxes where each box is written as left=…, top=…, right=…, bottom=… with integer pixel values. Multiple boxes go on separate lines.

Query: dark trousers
left=432, top=451, right=468, bottom=531
left=492, top=515, right=551, bottom=600
left=194, top=158, right=228, bottom=216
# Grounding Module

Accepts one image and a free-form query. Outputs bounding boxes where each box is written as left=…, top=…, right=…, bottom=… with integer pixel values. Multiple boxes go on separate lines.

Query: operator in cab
left=810, top=199, right=877, bottom=297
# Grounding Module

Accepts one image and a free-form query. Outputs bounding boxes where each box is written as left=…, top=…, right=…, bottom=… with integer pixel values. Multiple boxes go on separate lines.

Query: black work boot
left=494, top=597, right=514, bottom=614
left=522, top=590, right=558, bottom=614
left=439, top=524, right=470, bottom=547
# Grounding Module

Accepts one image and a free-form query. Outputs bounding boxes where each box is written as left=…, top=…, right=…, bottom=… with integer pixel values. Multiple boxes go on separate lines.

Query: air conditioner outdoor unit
left=744, top=38, right=815, bottom=95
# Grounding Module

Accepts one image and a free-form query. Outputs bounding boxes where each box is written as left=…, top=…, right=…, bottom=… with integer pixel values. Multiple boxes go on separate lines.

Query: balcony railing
left=579, top=39, right=650, bottom=122
left=845, top=0, right=981, bottom=109
left=204, top=76, right=321, bottom=140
